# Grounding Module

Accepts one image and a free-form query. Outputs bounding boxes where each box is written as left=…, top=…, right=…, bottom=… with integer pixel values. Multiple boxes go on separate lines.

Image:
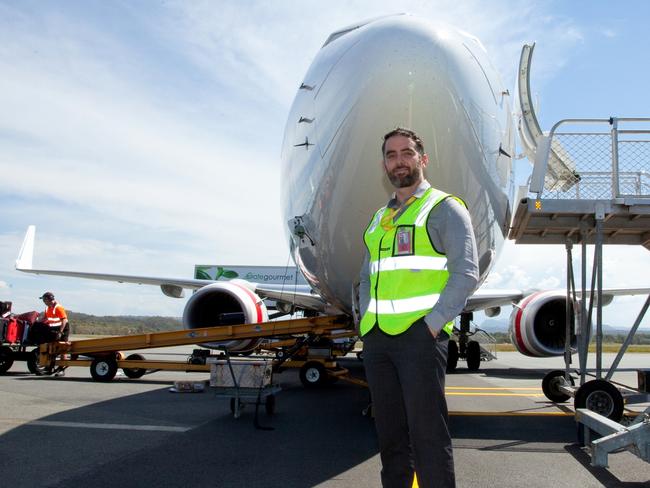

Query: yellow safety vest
left=360, top=187, right=464, bottom=336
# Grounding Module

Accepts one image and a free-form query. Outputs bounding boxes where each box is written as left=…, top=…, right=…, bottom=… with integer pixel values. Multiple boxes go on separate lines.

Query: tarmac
left=0, top=345, right=649, bottom=488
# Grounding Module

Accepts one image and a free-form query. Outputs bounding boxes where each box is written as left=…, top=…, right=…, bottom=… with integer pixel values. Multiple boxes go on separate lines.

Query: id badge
left=394, top=225, right=414, bottom=256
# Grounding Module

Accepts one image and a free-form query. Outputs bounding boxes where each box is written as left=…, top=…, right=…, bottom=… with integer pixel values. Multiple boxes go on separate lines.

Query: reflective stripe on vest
left=367, top=293, right=441, bottom=315
left=360, top=187, right=464, bottom=336
left=46, top=304, right=64, bottom=328
left=369, top=255, right=447, bottom=274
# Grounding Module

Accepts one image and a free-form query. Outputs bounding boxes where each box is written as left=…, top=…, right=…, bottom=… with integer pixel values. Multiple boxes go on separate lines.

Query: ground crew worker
left=39, top=291, right=69, bottom=341
left=358, top=128, right=479, bottom=488
left=29, top=291, right=70, bottom=376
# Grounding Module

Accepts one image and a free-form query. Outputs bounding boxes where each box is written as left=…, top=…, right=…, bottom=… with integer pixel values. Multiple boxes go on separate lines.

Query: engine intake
left=183, top=281, right=268, bottom=352
left=509, top=290, right=577, bottom=357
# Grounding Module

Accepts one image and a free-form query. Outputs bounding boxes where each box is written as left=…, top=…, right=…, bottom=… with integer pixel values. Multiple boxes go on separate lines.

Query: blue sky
left=0, top=0, right=648, bottom=328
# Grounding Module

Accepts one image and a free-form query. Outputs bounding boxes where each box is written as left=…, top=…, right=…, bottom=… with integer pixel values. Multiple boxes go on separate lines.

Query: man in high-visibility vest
left=39, top=291, right=69, bottom=342
left=359, top=128, right=478, bottom=488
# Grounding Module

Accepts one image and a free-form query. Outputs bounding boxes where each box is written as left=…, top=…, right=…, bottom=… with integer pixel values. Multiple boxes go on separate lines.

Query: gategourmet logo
left=244, top=272, right=295, bottom=282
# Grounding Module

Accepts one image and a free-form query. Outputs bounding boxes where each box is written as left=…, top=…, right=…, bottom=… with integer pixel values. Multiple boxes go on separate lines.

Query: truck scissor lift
left=509, top=116, right=650, bottom=467
left=33, top=315, right=362, bottom=385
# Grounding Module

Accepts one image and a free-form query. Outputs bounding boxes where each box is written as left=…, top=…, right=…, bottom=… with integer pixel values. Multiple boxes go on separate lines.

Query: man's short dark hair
left=381, top=127, right=425, bottom=156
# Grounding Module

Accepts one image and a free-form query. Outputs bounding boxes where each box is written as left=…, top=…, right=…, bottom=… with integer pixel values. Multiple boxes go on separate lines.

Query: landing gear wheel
left=90, top=356, right=118, bottom=382
left=122, top=353, right=146, bottom=379
left=542, top=370, right=575, bottom=402
left=27, top=348, right=53, bottom=376
left=466, top=340, right=481, bottom=371
left=0, top=346, right=14, bottom=374
left=299, top=361, right=327, bottom=388
left=265, top=394, right=276, bottom=415
left=446, top=340, right=458, bottom=373
left=574, top=379, right=624, bottom=421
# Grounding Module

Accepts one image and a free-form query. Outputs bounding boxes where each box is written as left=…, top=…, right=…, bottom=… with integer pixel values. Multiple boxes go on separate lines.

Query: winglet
left=16, top=225, right=35, bottom=270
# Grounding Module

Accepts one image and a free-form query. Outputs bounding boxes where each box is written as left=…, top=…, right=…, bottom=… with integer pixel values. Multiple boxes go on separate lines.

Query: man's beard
left=387, top=165, right=421, bottom=188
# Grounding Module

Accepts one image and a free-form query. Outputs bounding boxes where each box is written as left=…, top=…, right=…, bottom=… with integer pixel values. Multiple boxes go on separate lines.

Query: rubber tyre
left=575, top=379, right=624, bottom=422
left=122, top=353, right=146, bottom=379
left=90, top=357, right=118, bottom=382
left=0, top=346, right=14, bottom=374
left=446, top=340, right=458, bottom=373
left=542, top=370, right=574, bottom=403
left=27, top=348, right=53, bottom=376
left=265, top=394, right=276, bottom=415
left=299, top=361, right=327, bottom=388
left=466, top=340, right=481, bottom=371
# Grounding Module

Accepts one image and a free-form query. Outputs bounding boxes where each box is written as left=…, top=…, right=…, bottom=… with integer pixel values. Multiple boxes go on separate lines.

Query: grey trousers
left=363, top=321, right=455, bottom=488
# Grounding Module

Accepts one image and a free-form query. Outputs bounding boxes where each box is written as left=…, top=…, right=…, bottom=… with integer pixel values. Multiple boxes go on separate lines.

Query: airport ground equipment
left=0, top=308, right=59, bottom=375
left=208, top=353, right=280, bottom=419
left=34, top=315, right=359, bottom=384
left=509, top=117, right=650, bottom=466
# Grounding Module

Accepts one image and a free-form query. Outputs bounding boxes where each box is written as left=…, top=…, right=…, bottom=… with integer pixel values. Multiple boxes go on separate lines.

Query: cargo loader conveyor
left=33, top=315, right=366, bottom=385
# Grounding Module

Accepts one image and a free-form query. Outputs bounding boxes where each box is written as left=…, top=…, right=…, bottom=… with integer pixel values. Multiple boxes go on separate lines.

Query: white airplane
left=14, top=14, right=649, bottom=369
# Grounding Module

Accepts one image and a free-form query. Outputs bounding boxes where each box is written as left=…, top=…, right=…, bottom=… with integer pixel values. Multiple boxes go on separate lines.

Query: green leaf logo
left=195, top=267, right=212, bottom=280
left=214, top=267, right=239, bottom=280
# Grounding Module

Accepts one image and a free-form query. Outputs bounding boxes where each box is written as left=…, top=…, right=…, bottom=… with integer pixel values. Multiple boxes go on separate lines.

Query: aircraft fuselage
left=282, top=15, right=514, bottom=314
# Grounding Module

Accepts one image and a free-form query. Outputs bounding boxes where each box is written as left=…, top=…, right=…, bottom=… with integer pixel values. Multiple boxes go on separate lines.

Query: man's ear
left=420, top=153, right=429, bottom=168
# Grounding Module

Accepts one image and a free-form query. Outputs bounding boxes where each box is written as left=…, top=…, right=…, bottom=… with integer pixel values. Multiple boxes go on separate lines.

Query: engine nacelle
left=183, top=281, right=268, bottom=353
left=509, top=290, right=577, bottom=357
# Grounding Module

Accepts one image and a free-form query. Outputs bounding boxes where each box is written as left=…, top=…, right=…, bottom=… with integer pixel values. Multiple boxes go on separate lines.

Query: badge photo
left=394, top=225, right=414, bottom=256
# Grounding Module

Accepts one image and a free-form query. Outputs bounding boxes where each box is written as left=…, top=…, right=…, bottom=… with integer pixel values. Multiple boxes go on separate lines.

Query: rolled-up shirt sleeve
left=423, top=198, right=479, bottom=334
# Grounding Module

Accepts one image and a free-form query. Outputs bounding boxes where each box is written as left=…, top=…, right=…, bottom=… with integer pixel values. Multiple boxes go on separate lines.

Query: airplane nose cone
left=310, top=16, right=456, bottom=158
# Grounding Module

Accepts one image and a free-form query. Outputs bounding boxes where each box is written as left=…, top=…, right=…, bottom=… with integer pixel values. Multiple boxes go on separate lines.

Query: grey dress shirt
left=358, top=180, right=479, bottom=335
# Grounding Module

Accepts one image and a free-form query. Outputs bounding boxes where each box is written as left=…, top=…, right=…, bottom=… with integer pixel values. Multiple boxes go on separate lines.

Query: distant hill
left=30, top=311, right=650, bottom=344
left=66, top=311, right=182, bottom=336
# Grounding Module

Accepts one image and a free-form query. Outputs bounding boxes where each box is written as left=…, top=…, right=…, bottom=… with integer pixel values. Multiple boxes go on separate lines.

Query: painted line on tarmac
left=446, top=386, right=542, bottom=391
left=446, top=392, right=545, bottom=397
left=28, top=420, right=192, bottom=432
left=449, top=411, right=574, bottom=416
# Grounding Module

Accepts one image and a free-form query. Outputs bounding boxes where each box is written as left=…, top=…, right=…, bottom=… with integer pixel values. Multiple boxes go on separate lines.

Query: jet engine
left=182, top=281, right=268, bottom=353
left=509, top=290, right=577, bottom=357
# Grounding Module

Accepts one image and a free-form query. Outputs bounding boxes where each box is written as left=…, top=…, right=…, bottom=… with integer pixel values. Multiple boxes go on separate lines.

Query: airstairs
left=509, top=117, right=650, bottom=467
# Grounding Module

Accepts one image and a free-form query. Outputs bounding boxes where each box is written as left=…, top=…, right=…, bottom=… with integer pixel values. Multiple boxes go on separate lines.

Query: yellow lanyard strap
left=380, top=196, right=416, bottom=231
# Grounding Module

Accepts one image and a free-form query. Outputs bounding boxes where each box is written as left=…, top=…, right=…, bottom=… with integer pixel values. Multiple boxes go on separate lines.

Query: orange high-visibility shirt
left=45, top=303, right=67, bottom=328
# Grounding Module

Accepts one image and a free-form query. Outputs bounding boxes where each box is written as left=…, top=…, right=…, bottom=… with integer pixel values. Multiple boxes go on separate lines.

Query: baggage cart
left=208, top=353, right=280, bottom=419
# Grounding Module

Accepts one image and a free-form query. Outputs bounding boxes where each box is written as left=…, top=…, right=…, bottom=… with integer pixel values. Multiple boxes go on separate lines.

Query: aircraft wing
left=464, top=288, right=525, bottom=312
left=15, top=226, right=330, bottom=311
left=465, top=285, right=650, bottom=314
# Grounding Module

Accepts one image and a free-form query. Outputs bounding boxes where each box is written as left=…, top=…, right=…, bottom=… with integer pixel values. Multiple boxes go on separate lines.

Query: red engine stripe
left=232, top=283, right=264, bottom=323
left=513, top=292, right=540, bottom=356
